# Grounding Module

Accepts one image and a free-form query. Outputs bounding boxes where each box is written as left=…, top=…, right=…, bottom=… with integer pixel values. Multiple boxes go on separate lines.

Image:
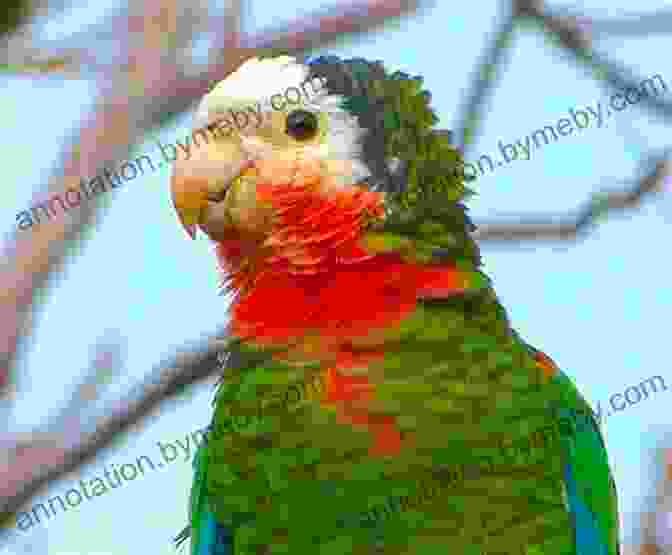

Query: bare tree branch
left=0, top=333, right=234, bottom=542
left=471, top=155, right=672, bottom=242
left=455, top=10, right=517, bottom=155
left=0, top=0, right=118, bottom=75
left=516, top=0, right=672, bottom=122
left=451, top=0, right=672, bottom=251
left=40, top=334, right=124, bottom=437
left=554, top=7, right=672, bottom=38
left=242, top=0, right=423, bottom=53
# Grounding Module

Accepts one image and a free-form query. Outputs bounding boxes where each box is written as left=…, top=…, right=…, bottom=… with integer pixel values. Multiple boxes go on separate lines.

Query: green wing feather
left=550, top=368, right=620, bottom=555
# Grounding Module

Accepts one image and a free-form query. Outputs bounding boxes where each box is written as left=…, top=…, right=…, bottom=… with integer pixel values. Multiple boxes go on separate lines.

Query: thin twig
left=0, top=334, right=235, bottom=542
left=455, top=10, right=517, bottom=155
left=561, top=8, right=672, bottom=38
left=41, top=335, right=124, bottom=437
left=517, top=0, right=672, bottom=122
left=472, top=156, right=671, bottom=242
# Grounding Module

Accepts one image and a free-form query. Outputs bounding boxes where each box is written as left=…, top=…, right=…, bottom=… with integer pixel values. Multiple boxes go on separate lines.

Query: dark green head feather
left=306, top=55, right=481, bottom=267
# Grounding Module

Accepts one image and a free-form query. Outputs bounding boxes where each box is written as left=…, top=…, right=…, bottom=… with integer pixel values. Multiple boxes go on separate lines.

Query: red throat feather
left=216, top=182, right=467, bottom=346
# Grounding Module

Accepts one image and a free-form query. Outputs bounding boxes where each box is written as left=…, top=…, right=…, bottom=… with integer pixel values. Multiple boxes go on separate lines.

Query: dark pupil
left=285, top=110, right=318, bottom=140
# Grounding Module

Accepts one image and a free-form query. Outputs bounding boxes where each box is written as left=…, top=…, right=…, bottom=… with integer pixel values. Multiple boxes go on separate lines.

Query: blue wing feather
left=552, top=371, right=620, bottom=555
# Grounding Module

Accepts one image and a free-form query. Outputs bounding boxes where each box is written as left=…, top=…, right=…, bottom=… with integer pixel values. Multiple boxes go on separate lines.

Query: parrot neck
left=215, top=182, right=493, bottom=351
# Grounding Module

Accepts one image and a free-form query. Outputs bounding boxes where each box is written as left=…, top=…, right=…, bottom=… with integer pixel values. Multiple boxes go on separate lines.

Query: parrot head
left=171, top=55, right=373, bottom=240
left=171, top=55, right=473, bottom=297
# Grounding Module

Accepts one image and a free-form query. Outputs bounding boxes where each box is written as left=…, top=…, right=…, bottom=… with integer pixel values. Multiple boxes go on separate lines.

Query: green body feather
left=192, top=287, right=619, bottom=554
left=184, top=244, right=621, bottom=554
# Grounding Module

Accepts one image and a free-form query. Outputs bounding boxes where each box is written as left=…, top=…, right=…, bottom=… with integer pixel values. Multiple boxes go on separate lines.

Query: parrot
left=169, top=54, right=620, bottom=555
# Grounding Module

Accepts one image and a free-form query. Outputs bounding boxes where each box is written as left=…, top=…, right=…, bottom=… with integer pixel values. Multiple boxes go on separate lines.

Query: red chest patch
left=215, top=182, right=466, bottom=344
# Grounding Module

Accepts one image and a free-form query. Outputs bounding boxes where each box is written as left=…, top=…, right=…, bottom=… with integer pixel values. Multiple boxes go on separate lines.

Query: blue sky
left=1, top=1, right=671, bottom=553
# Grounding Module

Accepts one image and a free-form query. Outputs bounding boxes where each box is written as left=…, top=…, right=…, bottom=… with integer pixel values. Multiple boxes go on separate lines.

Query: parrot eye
left=285, top=110, right=319, bottom=141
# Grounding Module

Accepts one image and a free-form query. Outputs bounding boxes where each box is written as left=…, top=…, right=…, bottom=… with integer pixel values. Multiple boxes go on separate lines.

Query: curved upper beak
left=170, top=133, right=253, bottom=240
left=170, top=168, right=209, bottom=240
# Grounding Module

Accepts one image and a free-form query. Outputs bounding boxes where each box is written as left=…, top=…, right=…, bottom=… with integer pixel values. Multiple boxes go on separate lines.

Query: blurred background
left=1, top=1, right=671, bottom=554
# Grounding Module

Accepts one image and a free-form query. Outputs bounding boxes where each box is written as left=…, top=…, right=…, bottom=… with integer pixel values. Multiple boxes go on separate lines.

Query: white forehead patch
left=194, top=56, right=326, bottom=127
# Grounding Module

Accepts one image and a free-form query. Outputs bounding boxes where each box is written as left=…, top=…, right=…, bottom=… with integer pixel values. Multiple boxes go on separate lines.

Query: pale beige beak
left=171, top=170, right=209, bottom=240
left=170, top=134, right=253, bottom=240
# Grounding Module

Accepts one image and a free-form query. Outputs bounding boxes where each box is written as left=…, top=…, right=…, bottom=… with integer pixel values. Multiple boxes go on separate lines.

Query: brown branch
left=437, top=122, right=669, bottom=244
left=40, top=335, right=124, bottom=437
left=242, top=0, right=423, bottom=53
left=450, top=0, right=672, bottom=248
left=0, top=0, right=114, bottom=76
left=0, top=334, right=234, bottom=542
left=472, top=156, right=671, bottom=242
left=457, top=0, right=672, bottom=156
left=559, top=8, right=672, bottom=38
left=454, top=10, right=518, bottom=154
left=516, top=0, right=672, bottom=122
